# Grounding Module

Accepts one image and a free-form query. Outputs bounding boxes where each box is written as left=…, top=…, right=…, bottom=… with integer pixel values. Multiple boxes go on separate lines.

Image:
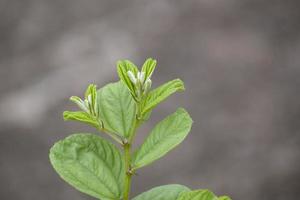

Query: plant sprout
left=49, top=58, right=232, bottom=200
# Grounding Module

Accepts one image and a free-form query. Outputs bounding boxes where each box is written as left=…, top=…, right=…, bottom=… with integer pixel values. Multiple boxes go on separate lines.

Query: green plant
left=49, top=58, right=232, bottom=200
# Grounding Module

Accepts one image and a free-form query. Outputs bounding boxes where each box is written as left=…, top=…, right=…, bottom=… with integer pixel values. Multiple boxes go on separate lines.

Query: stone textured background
left=0, top=0, right=299, bottom=199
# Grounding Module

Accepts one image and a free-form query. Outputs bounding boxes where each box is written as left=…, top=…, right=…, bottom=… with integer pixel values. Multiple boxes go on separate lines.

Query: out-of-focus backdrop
left=1, top=0, right=299, bottom=199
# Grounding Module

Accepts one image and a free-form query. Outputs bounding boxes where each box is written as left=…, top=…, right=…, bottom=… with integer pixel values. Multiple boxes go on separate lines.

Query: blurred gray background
left=0, top=0, right=299, bottom=199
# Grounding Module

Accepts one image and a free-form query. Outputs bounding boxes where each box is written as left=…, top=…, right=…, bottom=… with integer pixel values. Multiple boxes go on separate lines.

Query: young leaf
left=177, top=190, right=218, bottom=200
left=66, top=84, right=100, bottom=128
left=63, top=111, right=99, bottom=128
left=69, top=96, right=89, bottom=113
left=97, top=81, right=136, bottom=138
left=218, top=196, right=232, bottom=200
left=117, top=60, right=139, bottom=96
left=141, top=58, right=156, bottom=81
left=133, top=184, right=190, bottom=200
left=132, top=108, right=192, bottom=169
left=141, top=79, right=185, bottom=115
left=49, top=133, right=124, bottom=200
left=84, top=84, right=98, bottom=116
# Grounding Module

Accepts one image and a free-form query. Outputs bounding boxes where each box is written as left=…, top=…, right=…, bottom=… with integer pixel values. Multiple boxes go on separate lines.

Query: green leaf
left=117, top=60, right=139, bottom=96
left=132, top=108, right=192, bottom=169
left=67, top=84, right=100, bottom=127
left=133, top=184, right=190, bottom=200
left=141, top=79, right=185, bottom=115
left=141, top=58, right=156, bottom=80
left=141, top=109, right=152, bottom=122
left=63, top=111, right=99, bottom=129
left=177, top=190, right=218, bottom=200
left=218, top=196, right=232, bottom=200
left=69, top=96, right=89, bottom=113
left=84, top=84, right=97, bottom=100
left=84, top=84, right=98, bottom=115
left=97, top=81, right=136, bottom=138
left=49, top=133, right=124, bottom=200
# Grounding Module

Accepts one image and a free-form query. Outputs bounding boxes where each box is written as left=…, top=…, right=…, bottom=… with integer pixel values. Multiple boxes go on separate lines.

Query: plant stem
left=123, top=143, right=132, bottom=200
left=123, top=102, right=142, bottom=200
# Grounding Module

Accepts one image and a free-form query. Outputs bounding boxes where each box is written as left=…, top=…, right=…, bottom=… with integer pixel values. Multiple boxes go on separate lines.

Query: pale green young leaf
left=132, top=108, right=192, bottom=169
left=49, top=133, right=124, bottom=200
left=117, top=60, right=139, bottom=96
left=218, top=196, right=232, bottom=200
left=133, top=184, right=190, bottom=200
left=141, top=58, right=156, bottom=80
left=85, top=84, right=97, bottom=114
left=141, top=79, right=185, bottom=115
left=69, top=96, right=89, bottom=113
left=177, top=190, right=218, bottom=200
left=68, top=84, right=99, bottom=120
left=84, top=84, right=97, bottom=100
left=63, top=111, right=99, bottom=128
left=97, top=81, right=136, bottom=138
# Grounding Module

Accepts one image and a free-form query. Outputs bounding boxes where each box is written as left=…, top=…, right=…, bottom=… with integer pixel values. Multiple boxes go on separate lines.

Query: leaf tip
left=177, top=108, right=194, bottom=128
left=175, top=78, right=185, bottom=91
left=63, top=111, right=71, bottom=121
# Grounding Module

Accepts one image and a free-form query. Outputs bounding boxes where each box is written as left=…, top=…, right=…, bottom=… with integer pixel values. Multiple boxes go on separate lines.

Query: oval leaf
left=133, top=184, right=190, bottom=200
left=49, top=133, right=124, bottom=199
left=141, top=79, right=185, bottom=115
left=97, top=81, right=136, bottom=138
left=133, top=108, right=192, bottom=169
left=177, top=190, right=218, bottom=200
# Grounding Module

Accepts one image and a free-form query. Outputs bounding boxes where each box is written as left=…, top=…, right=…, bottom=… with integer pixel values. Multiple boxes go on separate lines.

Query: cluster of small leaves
left=49, top=58, right=232, bottom=200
